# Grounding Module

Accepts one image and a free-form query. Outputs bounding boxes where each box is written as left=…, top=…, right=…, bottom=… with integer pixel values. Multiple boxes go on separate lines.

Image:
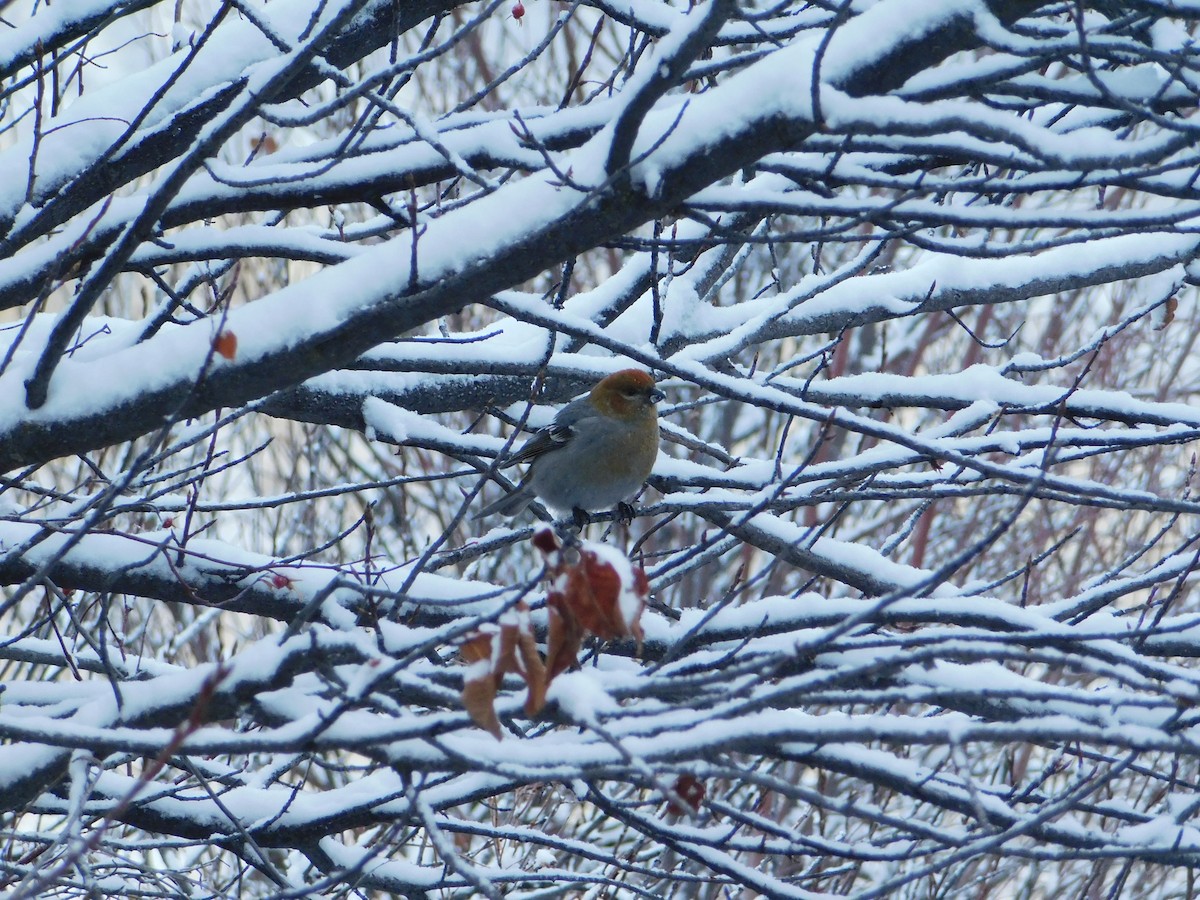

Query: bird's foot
left=571, top=507, right=591, bottom=530
left=616, top=502, right=637, bottom=525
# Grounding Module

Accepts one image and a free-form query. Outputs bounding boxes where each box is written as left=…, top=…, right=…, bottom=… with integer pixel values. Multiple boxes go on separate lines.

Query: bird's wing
left=503, top=423, right=572, bottom=466
left=502, top=396, right=590, bottom=466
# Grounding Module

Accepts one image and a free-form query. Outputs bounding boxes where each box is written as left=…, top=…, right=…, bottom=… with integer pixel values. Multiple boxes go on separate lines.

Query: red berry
left=532, top=528, right=560, bottom=555
left=511, top=1, right=524, bottom=21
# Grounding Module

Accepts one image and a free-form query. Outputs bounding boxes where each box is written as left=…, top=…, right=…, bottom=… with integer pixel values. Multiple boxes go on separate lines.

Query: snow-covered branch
left=6, top=0, right=1200, bottom=896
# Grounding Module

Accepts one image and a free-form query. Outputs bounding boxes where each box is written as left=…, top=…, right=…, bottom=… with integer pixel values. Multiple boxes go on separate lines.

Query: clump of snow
left=547, top=670, right=619, bottom=726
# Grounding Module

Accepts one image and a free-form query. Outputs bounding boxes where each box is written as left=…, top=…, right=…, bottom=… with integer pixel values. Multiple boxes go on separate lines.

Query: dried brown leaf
left=213, top=330, right=238, bottom=360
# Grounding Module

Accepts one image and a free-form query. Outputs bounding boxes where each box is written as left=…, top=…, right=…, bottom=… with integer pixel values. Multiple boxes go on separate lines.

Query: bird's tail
left=472, top=485, right=534, bottom=520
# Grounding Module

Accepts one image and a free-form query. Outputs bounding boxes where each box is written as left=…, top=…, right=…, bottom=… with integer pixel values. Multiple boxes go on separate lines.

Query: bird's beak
left=650, top=389, right=665, bottom=403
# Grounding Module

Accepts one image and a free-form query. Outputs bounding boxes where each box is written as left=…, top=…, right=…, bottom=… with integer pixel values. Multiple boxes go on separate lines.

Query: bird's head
left=590, top=369, right=664, bottom=419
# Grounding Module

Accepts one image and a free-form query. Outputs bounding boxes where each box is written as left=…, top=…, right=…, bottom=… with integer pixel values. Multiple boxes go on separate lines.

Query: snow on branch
left=6, top=0, right=1200, bottom=896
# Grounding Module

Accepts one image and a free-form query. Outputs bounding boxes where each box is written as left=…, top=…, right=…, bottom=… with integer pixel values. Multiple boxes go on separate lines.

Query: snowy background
left=4, top=0, right=1200, bottom=896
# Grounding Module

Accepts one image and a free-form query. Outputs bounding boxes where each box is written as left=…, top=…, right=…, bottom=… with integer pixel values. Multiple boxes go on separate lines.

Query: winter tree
left=4, top=0, right=1200, bottom=896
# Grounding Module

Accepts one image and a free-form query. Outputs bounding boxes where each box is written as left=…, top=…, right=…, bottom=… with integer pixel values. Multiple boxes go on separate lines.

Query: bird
left=474, top=369, right=664, bottom=523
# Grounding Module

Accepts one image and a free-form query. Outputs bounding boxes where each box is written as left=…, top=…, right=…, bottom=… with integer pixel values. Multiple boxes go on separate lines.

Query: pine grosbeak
left=475, top=369, right=664, bottom=520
